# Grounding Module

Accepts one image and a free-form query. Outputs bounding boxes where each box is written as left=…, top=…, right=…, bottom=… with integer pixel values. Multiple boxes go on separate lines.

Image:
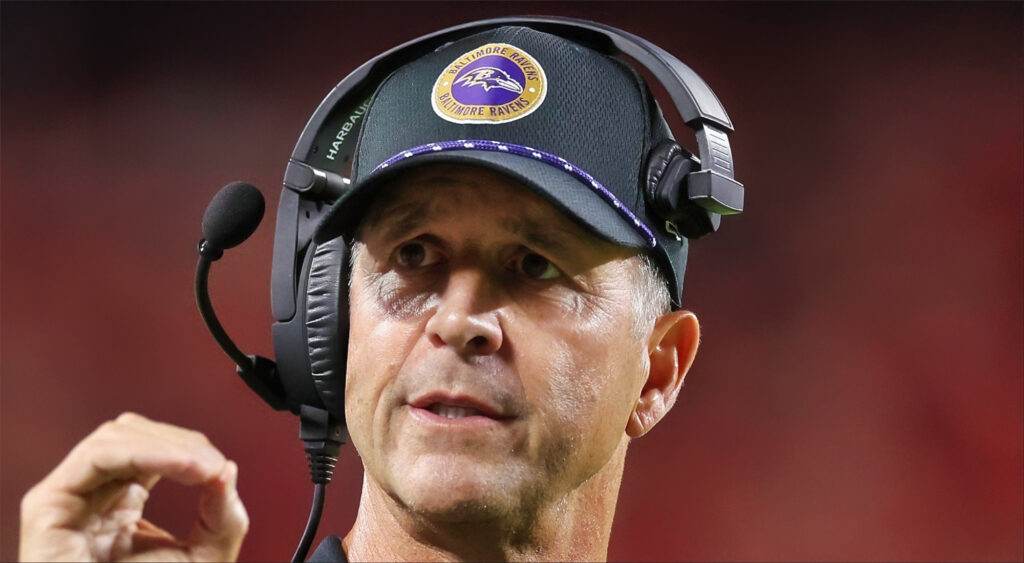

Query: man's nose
left=425, top=268, right=503, bottom=357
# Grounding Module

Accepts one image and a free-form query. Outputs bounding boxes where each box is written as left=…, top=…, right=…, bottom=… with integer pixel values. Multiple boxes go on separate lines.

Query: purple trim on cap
left=371, top=139, right=657, bottom=248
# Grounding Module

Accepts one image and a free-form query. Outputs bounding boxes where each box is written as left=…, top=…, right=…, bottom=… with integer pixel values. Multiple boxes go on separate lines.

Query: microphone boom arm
left=196, top=243, right=289, bottom=411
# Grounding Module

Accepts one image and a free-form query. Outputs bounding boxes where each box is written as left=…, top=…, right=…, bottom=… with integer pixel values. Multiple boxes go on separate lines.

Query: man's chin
left=386, top=454, right=529, bottom=522
left=404, top=495, right=508, bottom=524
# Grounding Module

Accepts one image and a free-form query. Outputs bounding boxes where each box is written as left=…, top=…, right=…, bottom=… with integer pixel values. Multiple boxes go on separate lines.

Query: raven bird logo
left=453, top=67, right=524, bottom=94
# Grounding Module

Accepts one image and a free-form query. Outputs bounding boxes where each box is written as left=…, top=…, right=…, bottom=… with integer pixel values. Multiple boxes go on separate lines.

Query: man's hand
left=19, top=412, right=249, bottom=562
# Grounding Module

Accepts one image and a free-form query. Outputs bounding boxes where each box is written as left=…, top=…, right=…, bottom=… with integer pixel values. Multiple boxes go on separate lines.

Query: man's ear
left=626, top=310, right=700, bottom=438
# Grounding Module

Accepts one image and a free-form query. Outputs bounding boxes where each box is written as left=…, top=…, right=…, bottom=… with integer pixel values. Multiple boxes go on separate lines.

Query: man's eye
left=516, top=252, right=560, bottom=280
left=395, top=242, right=441, bottom=268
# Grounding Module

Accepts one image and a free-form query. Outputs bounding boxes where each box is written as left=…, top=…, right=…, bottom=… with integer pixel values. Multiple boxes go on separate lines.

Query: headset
left=196, top=15, right=743, bottom=562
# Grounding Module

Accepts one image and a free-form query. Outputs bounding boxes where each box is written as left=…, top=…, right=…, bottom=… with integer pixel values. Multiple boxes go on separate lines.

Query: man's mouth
left=408, top=393, right=511, bottom=423
left=427, top=404, right=484, bottom=419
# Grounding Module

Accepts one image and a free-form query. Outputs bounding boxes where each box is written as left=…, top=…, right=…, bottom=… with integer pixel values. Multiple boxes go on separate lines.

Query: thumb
left=187, top=461, right=248, bottom=562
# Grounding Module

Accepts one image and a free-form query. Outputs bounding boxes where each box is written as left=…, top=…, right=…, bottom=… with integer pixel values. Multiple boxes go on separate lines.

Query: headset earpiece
left=645, top=139, right=719, bottom=239
left=269, top=238, right=348, bottom=421
left=303, top=238, right=349, bottom=421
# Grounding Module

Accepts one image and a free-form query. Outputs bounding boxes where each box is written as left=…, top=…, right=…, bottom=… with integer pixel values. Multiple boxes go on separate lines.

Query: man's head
left=343, top=163, right=699, bottom=526
left=315, top=23, right=705, bottom=534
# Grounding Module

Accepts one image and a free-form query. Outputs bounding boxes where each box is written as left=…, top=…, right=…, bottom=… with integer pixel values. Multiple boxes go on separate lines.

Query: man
left=20, top=24, right=708, bottom=561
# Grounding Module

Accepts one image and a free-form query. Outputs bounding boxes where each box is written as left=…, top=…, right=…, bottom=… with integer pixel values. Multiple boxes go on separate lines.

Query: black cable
left=292, top=483, right=327, bottom=563
left=293, top=409, right=344, bottom=562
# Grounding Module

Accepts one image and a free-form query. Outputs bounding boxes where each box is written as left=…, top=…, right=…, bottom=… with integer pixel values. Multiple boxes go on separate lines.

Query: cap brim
left=313, top=149, right=651, bottom=248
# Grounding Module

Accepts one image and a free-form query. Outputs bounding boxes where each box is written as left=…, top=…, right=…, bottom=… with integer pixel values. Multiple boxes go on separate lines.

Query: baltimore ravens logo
left=453, top=67, right=524, bottom=94
left=432, top=43, right=546, bottom=124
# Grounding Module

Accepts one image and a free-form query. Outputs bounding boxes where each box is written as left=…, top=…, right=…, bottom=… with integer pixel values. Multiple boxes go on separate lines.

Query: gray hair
left=627, top=253, right=672, bottom=340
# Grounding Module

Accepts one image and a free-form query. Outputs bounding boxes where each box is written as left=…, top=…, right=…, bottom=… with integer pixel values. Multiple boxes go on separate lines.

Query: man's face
left=345, top=164, right=652, bottom=522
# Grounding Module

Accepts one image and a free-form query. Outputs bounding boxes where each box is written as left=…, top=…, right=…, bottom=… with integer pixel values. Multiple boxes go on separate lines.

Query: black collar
left=308, top=535, right=347, bottom=562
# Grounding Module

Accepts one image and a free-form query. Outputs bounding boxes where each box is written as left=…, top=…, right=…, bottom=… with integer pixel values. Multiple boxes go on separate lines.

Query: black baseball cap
left=314, top=25, right=689, bottom=305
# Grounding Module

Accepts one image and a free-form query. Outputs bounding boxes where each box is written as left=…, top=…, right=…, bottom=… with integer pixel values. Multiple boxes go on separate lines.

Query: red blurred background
left=2, top=2, right=1021, bottom=561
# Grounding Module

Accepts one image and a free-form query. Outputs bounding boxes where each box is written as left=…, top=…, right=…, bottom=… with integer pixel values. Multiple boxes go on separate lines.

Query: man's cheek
left=542, top=348, right=603, bottom=423
left=344, top=334, right=387, bottom=461
left=528, top=358, right=596, bottom=458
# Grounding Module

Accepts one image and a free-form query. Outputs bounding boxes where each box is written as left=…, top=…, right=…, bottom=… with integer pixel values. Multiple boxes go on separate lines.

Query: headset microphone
left=195, top=182, right=286, bottom=409
left=201, top=181, right=266, bottom=258
left=196, top=182, right=343, bottom=563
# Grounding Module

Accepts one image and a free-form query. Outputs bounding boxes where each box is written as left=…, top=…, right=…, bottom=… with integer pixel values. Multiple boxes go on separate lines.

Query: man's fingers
left=41, top=412, right=227, bottom=496
left=187, top=461, right=249, bottom=562
left=20, top=413, right=245, bottom=563
left=129, top=518, right=186, bottom=555
left=88, top=479, right=152, bottom=517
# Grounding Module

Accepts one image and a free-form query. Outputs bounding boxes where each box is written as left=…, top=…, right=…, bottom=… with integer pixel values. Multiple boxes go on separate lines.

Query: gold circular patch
left=431, top=43, right=547, bottom=124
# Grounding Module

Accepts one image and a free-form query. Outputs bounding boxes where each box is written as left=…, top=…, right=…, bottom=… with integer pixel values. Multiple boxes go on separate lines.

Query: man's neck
left=343, top=441, right=629, bottom=561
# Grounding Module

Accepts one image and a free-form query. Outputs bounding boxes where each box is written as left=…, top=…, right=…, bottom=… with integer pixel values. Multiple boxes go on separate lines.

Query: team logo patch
left=431, top=43, right=546, bottom=124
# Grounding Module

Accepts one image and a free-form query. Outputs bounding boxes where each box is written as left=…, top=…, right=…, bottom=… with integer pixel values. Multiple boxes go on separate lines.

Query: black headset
left=197, top=16, right=742, bottom=560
